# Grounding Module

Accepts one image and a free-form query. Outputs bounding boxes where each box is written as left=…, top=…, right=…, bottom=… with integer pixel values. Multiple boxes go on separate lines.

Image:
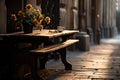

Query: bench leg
left=30, top=56, right=44, bottom=80
left=59, top=48, right=72, bottom=70
left=39, top=54, right=48, bottom=70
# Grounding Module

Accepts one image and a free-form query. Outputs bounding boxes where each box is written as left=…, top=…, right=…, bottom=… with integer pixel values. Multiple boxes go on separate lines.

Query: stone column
left=60, top=8, right=67, bottom=28
left=73, top=9, right=78, bottom=30
left=94, top=0, right=101, bottom=44
left=72, top=0, right=78, bottom=30
left=86, top=0, right=93, bottom=43
left=60, top=0, right=67, bottom=28
left=111, top=0, right=118, bottom=36
left=86, top=0, right=91, bottom=28
left=108, top=0, right=113, bottom=38
left=66, top=0, right=73, bottom=29
left=73, top=0, right=90, bottom=51
left=105, top=0, right=109, bottom=38
left=103, top=0, right=107, bottom=38
left=0, top=0, right=7, bottom=33
left=100, top=0, right=104, bottom=38
left=109, top=0, right=113, bottom=38
left=78, top=0, right=87, bottom=31
left=90, top=0, right=101, bottom=44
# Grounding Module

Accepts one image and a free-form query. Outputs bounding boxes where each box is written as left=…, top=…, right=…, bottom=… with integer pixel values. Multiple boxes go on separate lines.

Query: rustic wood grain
left=30, top=39, right=79, bottom=53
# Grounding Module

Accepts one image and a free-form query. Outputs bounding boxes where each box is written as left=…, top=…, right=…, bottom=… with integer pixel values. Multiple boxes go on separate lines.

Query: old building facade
left=59, top=0, right=117, bottom=44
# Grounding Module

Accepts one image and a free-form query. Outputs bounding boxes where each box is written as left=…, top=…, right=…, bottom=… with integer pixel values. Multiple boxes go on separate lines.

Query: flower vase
left=23, top=23, right=33, bottom=33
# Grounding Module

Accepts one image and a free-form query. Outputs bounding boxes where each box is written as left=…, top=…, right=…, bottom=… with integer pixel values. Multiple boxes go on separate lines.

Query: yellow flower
left=25, top=4, right=33, bottom=10
left=11, top=14, right=17, bottom=21
left=18, top=10, right=25, bottom=19
left=45, top=16, right=51, bottom=24
left=33, top=19, right=38, bottom=25
left=11, top=4, right=51, bottom=30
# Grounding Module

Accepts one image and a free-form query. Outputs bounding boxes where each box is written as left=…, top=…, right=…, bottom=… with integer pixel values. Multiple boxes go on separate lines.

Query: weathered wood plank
left=30, top=39, right=79, bottom=53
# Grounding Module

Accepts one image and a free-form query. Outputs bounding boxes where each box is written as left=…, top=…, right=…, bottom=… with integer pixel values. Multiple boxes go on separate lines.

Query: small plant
left=11, top=4, right=51, bottom=30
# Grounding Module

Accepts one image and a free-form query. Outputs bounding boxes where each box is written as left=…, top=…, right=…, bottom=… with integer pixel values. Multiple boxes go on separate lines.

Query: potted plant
left=11, top=4, right=51, bottom=33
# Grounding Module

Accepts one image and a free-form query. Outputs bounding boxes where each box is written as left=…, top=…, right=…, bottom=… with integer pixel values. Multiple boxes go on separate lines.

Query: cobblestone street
left=44, top=35, right=120, bottom=80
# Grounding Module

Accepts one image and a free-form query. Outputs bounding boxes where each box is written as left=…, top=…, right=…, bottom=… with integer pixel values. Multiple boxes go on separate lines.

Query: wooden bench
left=27, top=39, right=79, bottom=79
left=29, top=39, right=79, bottom=70
left=30, top=39, right=79, bottom=54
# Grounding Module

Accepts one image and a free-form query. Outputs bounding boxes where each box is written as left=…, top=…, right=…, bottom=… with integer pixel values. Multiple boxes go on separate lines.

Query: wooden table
left=0, top=29, right=79, bottom=45
left=0, top=29, right=79, bottom=79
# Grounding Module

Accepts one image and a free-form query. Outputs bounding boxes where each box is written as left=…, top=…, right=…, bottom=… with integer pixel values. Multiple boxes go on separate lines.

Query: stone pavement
left=43, top=35, right=120, bottom=80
